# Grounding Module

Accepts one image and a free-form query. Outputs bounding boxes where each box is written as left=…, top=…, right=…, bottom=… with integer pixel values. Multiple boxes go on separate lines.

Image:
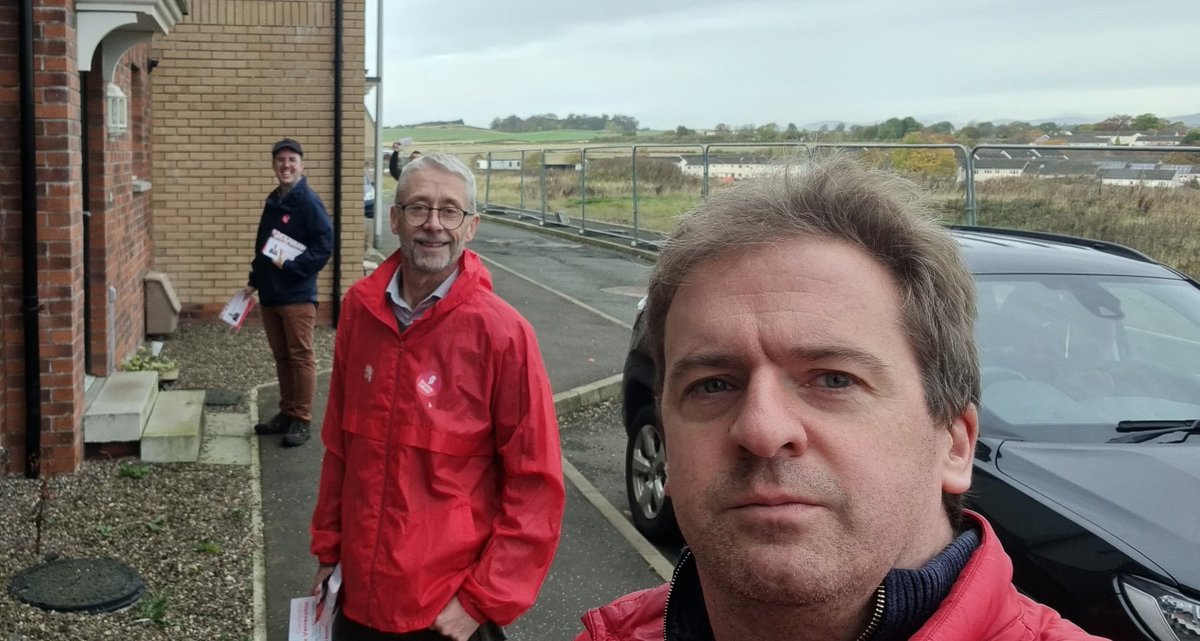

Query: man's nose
left=728, top=373, right=809, bottom=458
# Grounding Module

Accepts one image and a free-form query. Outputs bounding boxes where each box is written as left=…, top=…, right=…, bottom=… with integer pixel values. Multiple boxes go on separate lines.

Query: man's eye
left=698, top=379, right=729, bottom=394
left=819, top=372, right=854, bottom=389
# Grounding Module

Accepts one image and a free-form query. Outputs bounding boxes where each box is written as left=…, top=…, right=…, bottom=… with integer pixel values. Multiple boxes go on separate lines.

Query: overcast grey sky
left=365, top=0, right=1198, bottom=130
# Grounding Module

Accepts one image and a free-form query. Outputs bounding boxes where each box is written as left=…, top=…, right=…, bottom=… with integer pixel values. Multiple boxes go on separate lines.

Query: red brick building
left=0, top=0, right=365, bottom=477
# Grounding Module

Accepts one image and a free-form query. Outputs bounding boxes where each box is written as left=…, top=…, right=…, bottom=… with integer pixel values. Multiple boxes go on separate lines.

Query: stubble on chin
left=680, top=462, right=865, bottom=607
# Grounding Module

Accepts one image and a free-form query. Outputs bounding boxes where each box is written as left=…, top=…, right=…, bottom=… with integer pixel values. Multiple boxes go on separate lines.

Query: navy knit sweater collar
left=664, top=528, right=982, bottom=641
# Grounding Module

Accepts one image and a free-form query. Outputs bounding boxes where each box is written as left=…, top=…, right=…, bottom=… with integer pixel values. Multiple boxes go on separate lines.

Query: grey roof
left=678, top=154, right=771, bottom=166
left=1099, top=169, right=1178, bottom=181
left=1134, top=134, right=1183, bottom=142
left=1022, top=161, right=1096, bottom=177
left=974, top=159, right=1028, bottom=170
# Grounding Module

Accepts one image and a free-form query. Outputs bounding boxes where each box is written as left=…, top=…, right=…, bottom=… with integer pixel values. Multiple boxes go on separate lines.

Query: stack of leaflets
left=288, top=564, right=341, bottom=641
left=263, top=229, right=306, bottom=262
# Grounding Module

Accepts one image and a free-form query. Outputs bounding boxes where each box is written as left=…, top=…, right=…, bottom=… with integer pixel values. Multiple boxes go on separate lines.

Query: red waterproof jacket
left=576, top=513, right=1106, bottom=641
left=311, top=249, right=565, bottom=633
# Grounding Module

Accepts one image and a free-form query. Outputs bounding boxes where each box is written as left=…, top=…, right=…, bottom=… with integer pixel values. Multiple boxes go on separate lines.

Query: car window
left=975, top=275, right=1200, bottom=430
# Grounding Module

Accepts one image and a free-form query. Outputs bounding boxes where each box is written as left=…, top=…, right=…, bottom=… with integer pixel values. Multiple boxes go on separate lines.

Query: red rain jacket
left=311, top=249, right=564, bottom=633
left=576, top=513, right=1106, bottom=641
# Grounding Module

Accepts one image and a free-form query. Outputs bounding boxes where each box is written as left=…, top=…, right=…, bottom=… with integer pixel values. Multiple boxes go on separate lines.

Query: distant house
left=475, top=158, right=523, bottom=171
left=973, top=148, right=1064, bottom=160
left=973, top=158, right=1028, bottom=181
left=1055, top=132, right=1127, bottom=146
left=1130, top=133, right=1183, bottom=147
left=1099, top=169, right=1180, bottom=188
left=676, top=154, right=773, bottom=180
left=1022, top=161, right=1096, bottom=180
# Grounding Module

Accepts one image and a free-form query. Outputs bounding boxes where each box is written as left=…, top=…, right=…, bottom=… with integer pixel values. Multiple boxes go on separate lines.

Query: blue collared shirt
left=385, top=266, right=459, bottom=329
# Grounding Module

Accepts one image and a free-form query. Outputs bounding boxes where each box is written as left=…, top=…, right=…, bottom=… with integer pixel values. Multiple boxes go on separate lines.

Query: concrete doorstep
left=141, top=390, right=205, bottom=463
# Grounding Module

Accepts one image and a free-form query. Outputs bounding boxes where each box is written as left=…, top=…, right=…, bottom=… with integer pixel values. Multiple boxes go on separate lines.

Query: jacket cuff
left=456, top=592, right=487, bottom=626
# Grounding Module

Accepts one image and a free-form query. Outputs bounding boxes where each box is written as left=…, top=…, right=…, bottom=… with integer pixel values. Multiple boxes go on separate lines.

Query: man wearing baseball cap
left=244, top=138, right=333, bottom=447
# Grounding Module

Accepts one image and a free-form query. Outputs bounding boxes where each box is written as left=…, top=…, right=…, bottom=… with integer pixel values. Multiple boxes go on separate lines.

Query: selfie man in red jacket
left=577, top=157, right=1105, bottom=641
left=311, top=153, right=564, bottom=641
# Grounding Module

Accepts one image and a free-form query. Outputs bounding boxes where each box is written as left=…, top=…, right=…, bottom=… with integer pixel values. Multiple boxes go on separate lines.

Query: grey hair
left=395, top=152, right=477, bottom=212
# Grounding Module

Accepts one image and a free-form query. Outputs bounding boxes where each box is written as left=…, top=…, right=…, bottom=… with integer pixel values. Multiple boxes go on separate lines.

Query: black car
left=621, top=226, right=1200, bottom=641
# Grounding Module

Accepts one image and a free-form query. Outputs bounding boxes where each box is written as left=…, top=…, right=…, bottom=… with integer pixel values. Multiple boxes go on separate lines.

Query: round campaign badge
left=416, top=372, right=442, bottom=396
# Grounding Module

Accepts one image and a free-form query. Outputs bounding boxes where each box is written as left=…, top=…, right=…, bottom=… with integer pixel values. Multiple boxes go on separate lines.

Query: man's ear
left=462, top=212, right=480, bottom=243
left=942, top=403, right=978, bottom=495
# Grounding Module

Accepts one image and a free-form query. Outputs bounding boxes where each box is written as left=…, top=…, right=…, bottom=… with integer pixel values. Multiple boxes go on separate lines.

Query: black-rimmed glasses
left=393, top=203, right=473, bottom=230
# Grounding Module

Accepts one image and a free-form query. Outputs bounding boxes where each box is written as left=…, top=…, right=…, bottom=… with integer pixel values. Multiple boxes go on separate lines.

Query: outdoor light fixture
left=105, top=82, right=128, bottom=138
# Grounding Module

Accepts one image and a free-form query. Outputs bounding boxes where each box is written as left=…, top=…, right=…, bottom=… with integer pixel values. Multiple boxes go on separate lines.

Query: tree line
left=490, top=113, right=639, bottom=133
left=669, top=113, right=1198, bottom=145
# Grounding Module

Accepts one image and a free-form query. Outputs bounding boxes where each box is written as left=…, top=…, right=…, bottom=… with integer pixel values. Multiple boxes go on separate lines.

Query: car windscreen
left=975, top=274, right=1200, bottom=434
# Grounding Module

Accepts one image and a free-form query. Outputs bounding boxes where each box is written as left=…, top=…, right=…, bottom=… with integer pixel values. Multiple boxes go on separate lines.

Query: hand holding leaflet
left=219, top=289, right=256, bottom=330
left=263, top=229, right=307, bottom=262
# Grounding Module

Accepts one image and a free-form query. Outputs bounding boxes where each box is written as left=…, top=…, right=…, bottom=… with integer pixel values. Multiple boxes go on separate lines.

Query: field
left=373, top=136, right=1200, bottom=279
left=383, top=124, right=664, bottom=146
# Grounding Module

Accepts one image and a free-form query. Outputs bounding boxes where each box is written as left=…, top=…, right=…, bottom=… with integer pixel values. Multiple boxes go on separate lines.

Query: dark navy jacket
left=248, top=176, right=334, bottom=307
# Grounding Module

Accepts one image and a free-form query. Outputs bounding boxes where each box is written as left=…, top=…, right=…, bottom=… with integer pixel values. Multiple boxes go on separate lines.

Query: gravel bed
left=159, top=323, right=337, bottom=414
left=0, top=320, right=336, bottom=640
left=0, top=461, right=254, bottom=640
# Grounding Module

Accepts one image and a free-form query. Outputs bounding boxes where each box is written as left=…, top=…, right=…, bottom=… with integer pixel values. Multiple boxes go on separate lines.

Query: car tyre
left=625, top=405, right=680, bottom=543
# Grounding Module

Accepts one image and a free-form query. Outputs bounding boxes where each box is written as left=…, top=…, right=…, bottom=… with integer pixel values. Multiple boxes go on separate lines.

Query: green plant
left=194, top=539, right=222, bottom=555
left=120, top=346, right=178, bottom=373
left=136, top=590, right=170, bottom=626
left=117, top=461, right=151, bottom=479
left=96, top=524, right=114, bottom=540
left=145, top=515, right=167, bottom=532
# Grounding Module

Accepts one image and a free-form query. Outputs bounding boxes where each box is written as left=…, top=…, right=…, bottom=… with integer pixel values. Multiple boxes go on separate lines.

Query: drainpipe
left=19, top=0, right=41, bottom=478
left=331, top=0, right=344, bottom=326
left=81, top=72, right=92, bottom=373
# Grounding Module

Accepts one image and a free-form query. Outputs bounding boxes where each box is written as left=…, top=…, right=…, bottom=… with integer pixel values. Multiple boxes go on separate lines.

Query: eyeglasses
left=393, top=203, right=473, bottom=230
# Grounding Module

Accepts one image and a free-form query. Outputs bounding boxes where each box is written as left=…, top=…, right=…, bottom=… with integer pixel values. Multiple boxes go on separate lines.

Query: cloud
left=369, top=0, right=1200, bottom=129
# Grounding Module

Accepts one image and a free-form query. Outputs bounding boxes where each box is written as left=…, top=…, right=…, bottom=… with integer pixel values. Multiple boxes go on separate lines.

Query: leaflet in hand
left=288, top=596, right=331, bottom=641
left=288, top=564, right=340, bottom=641
left=219, top=289, right=256, bottom=330
left=263, top=229, right=306, bottom=262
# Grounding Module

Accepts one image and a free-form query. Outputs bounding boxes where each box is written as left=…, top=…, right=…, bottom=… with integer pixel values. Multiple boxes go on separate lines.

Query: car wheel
left=625, top=405, right=680, bottom=543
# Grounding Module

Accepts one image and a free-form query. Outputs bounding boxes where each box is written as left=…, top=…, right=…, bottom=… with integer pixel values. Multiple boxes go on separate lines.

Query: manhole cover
left=8, top=558, right=144, bottom=613
left=205, top=388, right=243, bottom=406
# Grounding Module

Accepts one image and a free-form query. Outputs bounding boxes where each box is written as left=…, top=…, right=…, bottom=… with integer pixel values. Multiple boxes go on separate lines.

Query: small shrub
left=117, top=462, right=151, bottom=479
left=136, top=590, right=170, bottom=626
left=194, top=539, right=222, bottom=555
left=96, top=524, right=114, bottom=540
left=145, top=515, right=167, bottom=533
left=120, top=346, right=178, bottom=374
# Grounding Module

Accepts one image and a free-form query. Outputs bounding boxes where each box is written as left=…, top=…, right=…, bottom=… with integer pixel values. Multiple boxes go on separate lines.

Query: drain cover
left=8, top=558, right=144, bottom=613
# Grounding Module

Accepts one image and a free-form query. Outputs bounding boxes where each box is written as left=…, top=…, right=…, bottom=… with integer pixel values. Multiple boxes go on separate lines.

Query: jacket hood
left=995, top=440, right=1200, bottom=590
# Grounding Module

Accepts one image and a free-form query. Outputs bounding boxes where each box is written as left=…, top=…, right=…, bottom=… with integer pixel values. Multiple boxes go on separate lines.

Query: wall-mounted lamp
left=105, top=82, right=128, bottom=138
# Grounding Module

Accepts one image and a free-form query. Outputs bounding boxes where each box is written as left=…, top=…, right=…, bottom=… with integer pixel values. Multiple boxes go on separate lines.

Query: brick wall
left=82, top=44, right=155, bottom=375
left=151, top=0, right=366, bottom=321
left=0, top=0, right=87, bottom=476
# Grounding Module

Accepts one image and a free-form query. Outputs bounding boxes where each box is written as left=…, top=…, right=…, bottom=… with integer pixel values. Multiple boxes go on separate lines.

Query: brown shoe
left=254, top=413, right=290, bottom=435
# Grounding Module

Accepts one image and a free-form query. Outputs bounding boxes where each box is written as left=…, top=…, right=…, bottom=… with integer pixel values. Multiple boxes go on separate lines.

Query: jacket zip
left=660, top=549, right=886, bottom=641
left=366, top=319, right=404, bottom=621
left=662, top=548, right=692, bottom=641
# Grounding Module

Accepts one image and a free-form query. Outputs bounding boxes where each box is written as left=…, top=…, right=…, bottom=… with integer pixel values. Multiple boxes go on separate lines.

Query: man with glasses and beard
left=310, top=153, right=564, bottom=641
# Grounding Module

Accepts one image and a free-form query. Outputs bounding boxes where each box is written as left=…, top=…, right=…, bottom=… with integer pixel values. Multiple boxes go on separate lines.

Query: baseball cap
left=272, top=138, right=304, bottom=157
